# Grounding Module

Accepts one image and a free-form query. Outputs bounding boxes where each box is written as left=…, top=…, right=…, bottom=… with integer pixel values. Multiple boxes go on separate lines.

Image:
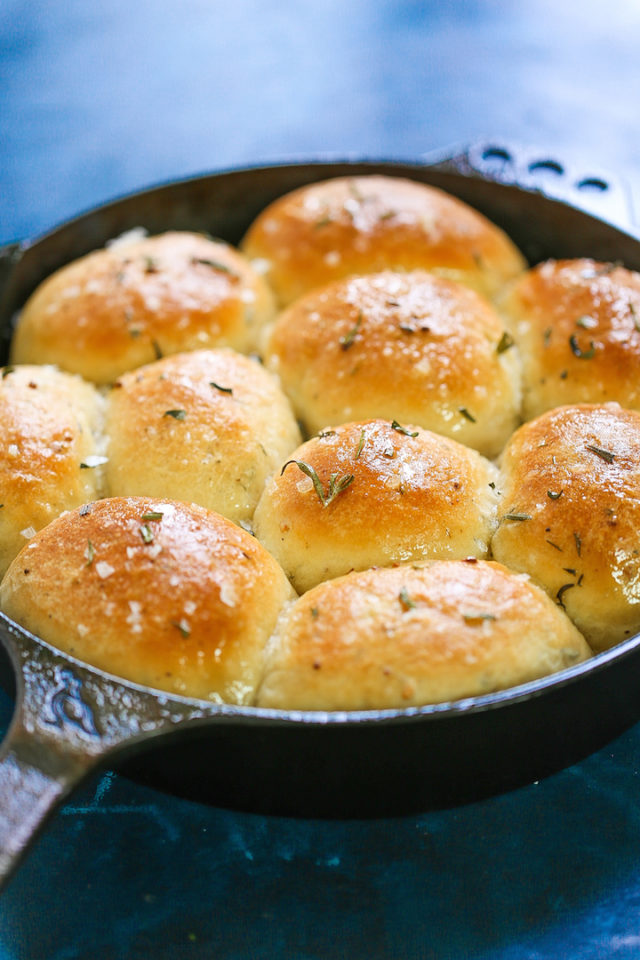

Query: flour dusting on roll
left=0, top=497, right=295, bottom=703
left=256, top=560, right=591, bottom=711
left=0, top=364, right=106, bottom=578
left=11, top=231, right=275, bottom=384
left=242, top=174, right=526, bottom=306
left=105, top=349, right=301, bottom=527
left=491, top=402, right=640, bottom=651
left=264, top=270, right=522, bottom=457
left=253, top=419, right=500, bottom=593
left=498, top=259, right=640, bottom=421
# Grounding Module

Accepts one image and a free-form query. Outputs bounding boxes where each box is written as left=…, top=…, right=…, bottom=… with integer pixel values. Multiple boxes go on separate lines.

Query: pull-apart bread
left=264, top=270, right=521, bottom=457
left=105, top=349, right=301, bottom=527
left=0, top=497, right=295, bottom=703
left=491, top=402, right=640, bottom=651
left=499, top=258, right=640, bottom=421
left=241, top=174, right=526, bottom=306
left=256, top=560, right=591, bottom=711
left=253, top=419, right=500, bottom=593
left=0, top=364, right=105, bottom=577
left=11, top=231, right=275, bottom=384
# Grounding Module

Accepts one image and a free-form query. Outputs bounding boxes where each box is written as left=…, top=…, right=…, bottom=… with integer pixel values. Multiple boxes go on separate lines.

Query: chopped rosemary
left=576, top=315, right=597, bottom=329
left=497, top=331, right=515, bottom=354
left=355, top=428, right=366, bottom=459
left=339, top=312, right=363, bottom=350
left=281, top=459, right=354, bottom=507
left=502, top=512, right=532, bottom=522
left=172, top=619, right=191, bottom=638
left=543, top=327, right=552, bottom=346
left=399, top=586, right=416, bottom=611
left=85, top=540, right=95, bottom=566
left=317, top=430, right=337, bottom=439
left=140, top=511, right=164, bottom=521
left=191, top=257, right=234, bottom=274
left=151, top=339, right=163, bottom=359
left=569, top=334, right=596, bottom=359
left=163, top=409, right=187, bottom=420
left=458, top=407, right=477, bottom=423
left=546, top=539, right=563, bottom=551
left=140, top=524, right=154, bottom=544
left=462, top=611, right=497, bottom=624
left=547, top=490, right=563, bottom=500
left=210, top=382, right=233, bottom=394
left=574, top=531, right=582, bottom=556
left=556, top=583, right=575, bottom=609
left=391, top=420, right=418, bottom=437
left=585, top=443, right=615, bottom=463
left=143, top=256, right=159, bottom=274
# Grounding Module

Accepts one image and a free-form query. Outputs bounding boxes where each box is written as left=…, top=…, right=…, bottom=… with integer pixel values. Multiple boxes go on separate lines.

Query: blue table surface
left=3, top=1, right=640, bottom=957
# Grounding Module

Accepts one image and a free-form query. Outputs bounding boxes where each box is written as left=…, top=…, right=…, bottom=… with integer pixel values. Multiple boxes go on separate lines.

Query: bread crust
left=0, top=364, right=105, bottom=577
left=0, top=497, right=295, bottom=703
left=105, top=349, right=301, bottom=526
left=491, top=402, right=640, bottom=650
left=11, top=232, right=275, bottom=384
left=256, top=559, right=591, bottom=710
left=253, top=419, right=500, bottom=593
left=499, top=259, right=640, bottom=420
left=242, top=174, right=526, bottom=306
left=264, top=270, right=521, bottom=457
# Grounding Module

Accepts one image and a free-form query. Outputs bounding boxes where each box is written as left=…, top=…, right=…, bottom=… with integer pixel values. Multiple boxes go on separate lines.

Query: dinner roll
left=252, top=419, right=500, bottom=593
left=491, top=402, right=640, bottom=651
left=11, top=231, right=275, bottom=384
left=499, top=258, right=640, bottom=420
left=241, top=174, right=526, bottom=306
left=263, top=270, right=522, bottom=456
left=105, top=349, right=301, bottom=527
left=256, top=559, right=591, bottom=711
left=0, top=364, right=105, bottom=578
left=0, top=497, right=295, bottom=703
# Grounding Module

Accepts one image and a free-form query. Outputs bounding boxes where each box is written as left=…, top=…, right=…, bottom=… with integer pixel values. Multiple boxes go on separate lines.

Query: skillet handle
left=0, top=616, right=219, bottom=891
left=0, top=721, right=97, bottom=887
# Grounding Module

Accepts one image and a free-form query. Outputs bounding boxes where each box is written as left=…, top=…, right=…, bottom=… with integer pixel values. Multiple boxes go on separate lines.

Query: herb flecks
left=163, top=409, right=187, bottom=420
left=339, top=312, right=363, bottom=350
left=547, top=490, right=563, bottom=500
left=462, top=611, right=497, bottom=624
left=141, top=511, right=164, bottom=522
left=399, top=587, right=416, bottom=611
left=140, top=524, right=154, bottom=544
left=497, top=331, right=515, bottom=354
left=556, top=583, right=576, bottom=609
left=569, top=334, right=596, bottom=359
left=191, top=257, right=235, bottom=275
left=143, top=256, right=159, bottom=274
left=585, top=443, right=615, bottom=464
left=281, top=459, right=354, bottom=507
left=502, top=512, right=532, bottom=522
left=85, top=540, right=95, bottom=567
left=458, top=407, right=477, bottom=423
left=210, top=382, right=234, bottom=395
left=355, top=428, right=366, bottom=460
left=574, top=532, right=582, bottom=557
left=391, top=420, right=418, bottom=437
left=172, top=618, right=191, bottom=638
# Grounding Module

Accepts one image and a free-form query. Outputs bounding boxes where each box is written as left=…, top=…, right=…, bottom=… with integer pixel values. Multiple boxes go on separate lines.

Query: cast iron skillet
left=1, top=142, right=640, bottom=891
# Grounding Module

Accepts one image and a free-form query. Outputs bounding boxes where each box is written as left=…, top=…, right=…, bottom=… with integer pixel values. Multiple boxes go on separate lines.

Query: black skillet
left=1, top=142, right=640, bottom=891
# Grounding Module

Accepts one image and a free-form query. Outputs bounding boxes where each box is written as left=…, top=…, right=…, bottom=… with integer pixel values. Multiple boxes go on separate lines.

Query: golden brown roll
left=256, top=559, right=591, bottom=711
left=0, top=497, right=295, bottom=703
left=241, top=174, right=526, bottom=306
left=0, top=364, right=106, bottom=578
left=252, top=419, right=500, bottom=593
left=11, top=231, right=275, bottom=384
left=104, top=349, right=301, bottom=527
left=498, top=258, right=640, bottom=421
left=263, top=270, right=522, bottom=456
left=491, top=402, right=640, bottom=651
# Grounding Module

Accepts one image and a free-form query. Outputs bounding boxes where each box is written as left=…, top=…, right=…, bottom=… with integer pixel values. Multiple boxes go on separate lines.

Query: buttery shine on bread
left=0, top=364, right=105, bottom=578
left=11, top=231, right=275, bottom=384
left=255, top=559, right=591, bottom=711
left=498, top=259, right=640, bottom=421
left=0, top=497, right=295, bottom=703
left=491, top=402, right=640, bottom=651
left=241, top=174, right=526, bottom=306
left=252, top=418, right=500, bottom=593
left=105, top=349, right=301, bottom=527
left=263, top=270, right=522, bottom=457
